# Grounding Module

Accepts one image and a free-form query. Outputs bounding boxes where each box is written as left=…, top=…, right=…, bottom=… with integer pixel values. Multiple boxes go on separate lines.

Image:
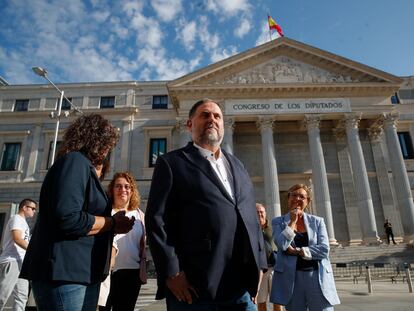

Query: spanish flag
left=268, top=15, right=284, bottom=37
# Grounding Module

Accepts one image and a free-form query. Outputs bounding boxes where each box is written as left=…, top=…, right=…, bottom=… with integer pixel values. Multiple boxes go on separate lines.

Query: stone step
left=329, top=243, right=414, bottom=264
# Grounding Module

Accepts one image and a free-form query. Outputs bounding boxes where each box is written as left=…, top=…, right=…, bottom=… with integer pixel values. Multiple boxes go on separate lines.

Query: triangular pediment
left=168, top=37, right=401, bottom=88
left=216, top=55, right=359, bottom=85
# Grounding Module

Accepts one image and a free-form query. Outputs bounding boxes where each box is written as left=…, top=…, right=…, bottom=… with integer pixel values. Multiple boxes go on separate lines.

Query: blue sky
left=1, top=0, right=413, bottom=84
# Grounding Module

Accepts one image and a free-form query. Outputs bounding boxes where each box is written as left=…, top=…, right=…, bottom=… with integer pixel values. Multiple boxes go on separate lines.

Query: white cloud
left=99, top=42, right=112, bottom=53
left=118, top=56, right=139, bottom=72
left=198, top=16, right=220, bottom=51
left=0, top=0, right=140, bottom=83
left=255, top=21, right=279, bottom=46
left=234, top=18, right=251, bottom=38
left=143, top=24, right=164, bottom=47
left=130, top=12, right=148, bottom=30
left=210, top=46, right=238, bottom=63
left=64, top=44, right=135, bottom=82
left=176, top=19, right=197, bottom=51
left=110, top=17, right=129, bottom=39
left=0, top=0, right=257, bottom=84
left=137, top=46, right=201, bottom=80
left=0, top=48, right=34, bottom=84
left=206, top=0, right=251, bottom=16
left=92, top=10, right=111, bottom=23
left=151, top=0, right=183, bottom=22
left=128, top=9, right=164, bottom=48
left=122, top=0, right=144, bottom=17
left=77, top=35, right=96, bottom=49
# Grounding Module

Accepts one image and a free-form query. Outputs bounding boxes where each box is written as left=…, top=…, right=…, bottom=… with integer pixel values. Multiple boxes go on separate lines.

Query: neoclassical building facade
left=1, top=37, right=414, bottom=247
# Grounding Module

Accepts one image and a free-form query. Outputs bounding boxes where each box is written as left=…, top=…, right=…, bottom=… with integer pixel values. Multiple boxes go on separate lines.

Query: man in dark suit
left=145, top=98, right=267, bottom=310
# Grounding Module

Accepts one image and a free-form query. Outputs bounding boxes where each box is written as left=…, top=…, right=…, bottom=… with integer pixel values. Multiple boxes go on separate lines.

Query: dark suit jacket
left=145, top=143, right=267, bottom=300
left=20, top=152, right=112, bottom=284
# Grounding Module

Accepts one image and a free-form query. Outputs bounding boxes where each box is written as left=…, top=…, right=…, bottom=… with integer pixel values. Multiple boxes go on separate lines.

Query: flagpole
left=267, top=13, right=272, bottom=41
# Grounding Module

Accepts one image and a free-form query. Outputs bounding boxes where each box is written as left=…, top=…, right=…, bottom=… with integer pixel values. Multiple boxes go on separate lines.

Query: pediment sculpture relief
left=216, top=56, right=359, bottom=84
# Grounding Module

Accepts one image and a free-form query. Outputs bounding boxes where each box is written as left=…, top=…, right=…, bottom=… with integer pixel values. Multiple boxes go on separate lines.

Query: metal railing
left=332, top=262, right=413, bottom=293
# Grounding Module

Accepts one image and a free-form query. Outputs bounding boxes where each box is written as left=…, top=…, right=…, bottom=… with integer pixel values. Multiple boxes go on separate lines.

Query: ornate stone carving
left=344, top=113, right=361, bottom=130
left=303, top=115, right=321, bottom=130
left=256, top=116, right=274, bottom=131
left=368, top=119, right=384, bottom=142
left=332, top=125, right=346, bottom=141
left=216, top=56, right=358, bottom=85
left=382, top=112, right=399, bottom=129
left=332, top=128, right=346, bottom=142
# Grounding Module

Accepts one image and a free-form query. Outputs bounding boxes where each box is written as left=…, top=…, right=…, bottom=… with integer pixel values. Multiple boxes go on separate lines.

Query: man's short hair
left=19, top=198, right=37, bottom=210
left=188, top=98, right=221, bottom=118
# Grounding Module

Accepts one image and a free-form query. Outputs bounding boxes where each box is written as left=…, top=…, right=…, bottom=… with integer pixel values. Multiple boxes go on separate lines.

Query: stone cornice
left=168, top=84, right=399, bottom=109
left=0, top=107, right=139, bottom=119
left=0, top=130, right=31, bottom=136
left=0, top=80, right=167, bottom=92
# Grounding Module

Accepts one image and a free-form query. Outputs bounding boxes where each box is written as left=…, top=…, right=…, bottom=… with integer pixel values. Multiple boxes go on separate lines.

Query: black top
left=294, top=232, right=318, bottom=271
left=20, top=152, right=112, bottom=284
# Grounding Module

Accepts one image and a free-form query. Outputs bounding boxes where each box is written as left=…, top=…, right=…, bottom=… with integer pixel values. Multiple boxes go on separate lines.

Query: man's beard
left=199, top=131, right=223, bottom=147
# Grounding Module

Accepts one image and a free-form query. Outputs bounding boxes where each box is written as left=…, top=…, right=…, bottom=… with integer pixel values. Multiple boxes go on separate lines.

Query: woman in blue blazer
left=20, top=114, right=135, bottom=311
left=270, top=184, right=340, bottom=310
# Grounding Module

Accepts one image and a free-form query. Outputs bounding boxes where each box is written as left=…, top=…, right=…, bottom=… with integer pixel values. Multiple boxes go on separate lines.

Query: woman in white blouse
left=106, top=172, right=147, bottom=311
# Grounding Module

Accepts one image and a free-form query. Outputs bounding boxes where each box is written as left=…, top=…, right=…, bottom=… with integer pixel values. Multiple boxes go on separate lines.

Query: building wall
left=1, top=69, right=414, bottom=245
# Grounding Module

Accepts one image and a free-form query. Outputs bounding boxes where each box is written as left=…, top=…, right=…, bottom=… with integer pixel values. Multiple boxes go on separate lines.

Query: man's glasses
left=289, top=192, right=307, bottom=201
left=25, top=206, right=37, bottom=211
left=114, top=184, right=131, bottom=191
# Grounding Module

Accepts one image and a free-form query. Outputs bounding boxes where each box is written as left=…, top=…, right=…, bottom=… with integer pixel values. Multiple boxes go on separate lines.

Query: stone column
left=333, top=126, right=363, bottom=245
left=368, top=121, right=404, bottom=242
left=304, top=115, right=337, bottom=245
left=383, top=113, right=414, bottom=242
left=344, top=114, right=380, bottom=244
left=257, top=117, right=280, bottom=218
left=409, top=123, right=414, bottom=148
left=176, top=117, right=190, bottom=148
left=222, top=117, right=235, bottom=155
left=119, top=119, right=133, bottom=171
left=24, top=124, right=42, bottom=182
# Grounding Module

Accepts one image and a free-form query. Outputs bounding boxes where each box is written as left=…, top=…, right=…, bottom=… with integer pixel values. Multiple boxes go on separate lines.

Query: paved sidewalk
left=139, top=280, right=414, bottom=311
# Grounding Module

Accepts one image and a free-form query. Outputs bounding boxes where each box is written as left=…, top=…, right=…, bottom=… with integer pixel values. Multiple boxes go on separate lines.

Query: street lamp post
left=32, top=66, right=82, bottom=167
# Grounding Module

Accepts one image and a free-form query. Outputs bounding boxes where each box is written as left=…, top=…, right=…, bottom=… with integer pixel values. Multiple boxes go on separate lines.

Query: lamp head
left=32, top=66, right=48, bottom=77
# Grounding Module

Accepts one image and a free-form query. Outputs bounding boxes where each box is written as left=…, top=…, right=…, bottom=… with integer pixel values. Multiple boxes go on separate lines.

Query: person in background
left=20, top=114, right=135, bottom=311
left=270, top=184, right=340, bottom=311
left=384, top=219, right=396, bottom=245
left=0, top=199, right=37, bottom=311
left=256, top=203, right=283, bottom=311
left=105, top=172, right=147, bottom=311
left=146, top=98, right=267, bottom=310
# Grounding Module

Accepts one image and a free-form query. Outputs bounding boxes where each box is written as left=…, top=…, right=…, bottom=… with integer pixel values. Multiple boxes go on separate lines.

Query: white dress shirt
left=194, top=143, right=234, bottom=199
